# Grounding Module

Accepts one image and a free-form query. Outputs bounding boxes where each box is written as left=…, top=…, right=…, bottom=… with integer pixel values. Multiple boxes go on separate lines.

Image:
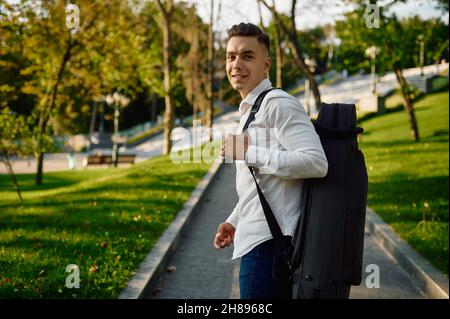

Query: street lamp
left=418, top=34, right=424, bottom=77
left=365, top=46, right=379, bottom=94
left=304, top=57, right=317, bottom=115
left=106, top=92, right=130, bottom=167
left=90, top=94, right=105, bottom=138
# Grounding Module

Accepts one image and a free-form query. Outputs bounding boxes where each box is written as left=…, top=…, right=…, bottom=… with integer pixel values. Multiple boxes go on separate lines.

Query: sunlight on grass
left=0, top=152, right=212, bottom=298
left=360, top=91, right=449, bottom=275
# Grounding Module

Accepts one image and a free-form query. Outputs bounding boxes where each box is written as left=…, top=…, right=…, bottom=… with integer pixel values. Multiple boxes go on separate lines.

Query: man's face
left=226, top=36, right=271, bottom=98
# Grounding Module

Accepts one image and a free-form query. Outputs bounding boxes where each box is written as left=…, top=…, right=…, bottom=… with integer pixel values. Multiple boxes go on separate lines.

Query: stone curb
left=366, top=207, right=449, bottom=299
left=118, top=160, right=224, bottom=299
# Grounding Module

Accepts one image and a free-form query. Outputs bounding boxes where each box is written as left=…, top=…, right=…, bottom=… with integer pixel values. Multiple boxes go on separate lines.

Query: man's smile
left=232, top=74, right=248, bottom=81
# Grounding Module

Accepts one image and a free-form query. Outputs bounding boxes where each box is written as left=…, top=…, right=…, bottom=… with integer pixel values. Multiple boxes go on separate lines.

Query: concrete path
left=298, top=63, right=448, bottom=116
left=350, top=230, right=425, bottom=298
left=146, top=162, right=239, bottom=299
left=145, top=163, right=426, bottom=299
left=0, top=110, right=241, bottom=175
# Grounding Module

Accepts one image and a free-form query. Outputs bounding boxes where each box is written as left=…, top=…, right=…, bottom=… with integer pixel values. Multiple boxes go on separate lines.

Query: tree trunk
left=275, top=26, right=283, bottom=88
left=286, top=0, right=321, bottom=110
left=35, top=41, right=74, bottom=185
left=307, top=71, right=321, bottom=111
left=257, top=1, right=264, bottom=28
left=158, top=1, right=175, bottom=155
left=193, top=28, right=200, bottom=122
left=266, top=2, right=283, bottom=88
left=261, top=0, right=321, bottom=110
left=206, top=0, right=214, bottom=142
left=2, top=151, right=23, bottom=202
left=288, top=40, right=322, bottom=110
left=394, top=68, right=420, bottom=141
left=257, top=2, right=282, bottom=87
left=35, top=151, right=44, bottom=185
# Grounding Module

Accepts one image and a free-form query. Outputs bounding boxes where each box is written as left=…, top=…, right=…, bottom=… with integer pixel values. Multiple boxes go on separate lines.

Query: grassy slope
left=0, top=154, right=211, bottom=298
left=359, top=91, right=449, bottom=275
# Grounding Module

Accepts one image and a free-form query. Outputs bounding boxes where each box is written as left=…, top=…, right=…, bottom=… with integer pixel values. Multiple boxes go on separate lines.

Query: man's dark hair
left=227, top=23, right=270, bottom=53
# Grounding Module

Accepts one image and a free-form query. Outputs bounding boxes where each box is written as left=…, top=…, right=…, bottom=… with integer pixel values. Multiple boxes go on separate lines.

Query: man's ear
left=264, top=57, right=272, bottom=74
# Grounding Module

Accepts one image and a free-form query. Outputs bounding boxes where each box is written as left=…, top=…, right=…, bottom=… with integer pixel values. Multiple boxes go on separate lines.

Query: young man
left=213, top=23, right=328, bottom=299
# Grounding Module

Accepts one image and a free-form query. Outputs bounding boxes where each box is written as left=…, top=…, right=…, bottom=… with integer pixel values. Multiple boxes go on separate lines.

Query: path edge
left=118, top=160, right=224, bottom=299
left=366, top=207, right=449, bottom=299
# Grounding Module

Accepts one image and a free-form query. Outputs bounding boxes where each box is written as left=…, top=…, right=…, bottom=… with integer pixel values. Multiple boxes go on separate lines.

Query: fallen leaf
left=89, top=265, right=99, bottom=273
left=166, top=266, right=176, bottom=273
left=152, top=286, right=162, bottom=296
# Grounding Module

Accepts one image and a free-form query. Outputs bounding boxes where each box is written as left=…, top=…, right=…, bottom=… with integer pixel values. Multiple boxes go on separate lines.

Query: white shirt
left=226, top=78, right=328, bottom=260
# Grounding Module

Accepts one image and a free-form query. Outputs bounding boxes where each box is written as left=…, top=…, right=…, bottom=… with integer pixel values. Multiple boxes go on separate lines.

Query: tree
left=0, top=1, right=33, bottom=112
left=1, top=1, right=145, bottom=183
left=0, top=108, right=32, bottom=201
left=436, top=0, right=449, bottom=12
left=172, top=2, right=215, bottom=126
left=335, top=14, right=449, bottom=75
left=206, top=0, right=219, bottom=141
left=155, top=0, right=175, bottom=155
left=335, top=0, right=442, bottom=141
left=17, top=1, right=116, bottom=184
left=258, top=0, right=322, bottom=109
left=257, top=1, right=284, bottom=88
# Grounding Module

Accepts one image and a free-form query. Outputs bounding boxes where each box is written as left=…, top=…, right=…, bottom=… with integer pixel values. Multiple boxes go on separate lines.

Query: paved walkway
left=298, top=63, right=448, bottom=116
left=146, top=162, right=239, bottom=299
left=3, top=63, right=446, bottom=175
left=0, top=110, right=242, bottom=175
left=146, top=163, right=426, bottom=299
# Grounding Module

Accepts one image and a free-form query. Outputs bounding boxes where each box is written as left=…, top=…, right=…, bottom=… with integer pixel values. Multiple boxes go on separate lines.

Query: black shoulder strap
left=242, top=88, right=278, bottom=132
left=242, top=88, right=292, bottom=259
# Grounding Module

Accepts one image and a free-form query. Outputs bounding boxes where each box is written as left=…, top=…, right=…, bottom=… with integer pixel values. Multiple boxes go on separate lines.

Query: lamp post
left=106, top=92, right=130, bottom=167
left=90, top=94, right=105, bottom=135
left=365, top=46, right=379, bottom=94
left=304, top=57, right=317, bottom=115
left=418, top=34, right=424, bottom=77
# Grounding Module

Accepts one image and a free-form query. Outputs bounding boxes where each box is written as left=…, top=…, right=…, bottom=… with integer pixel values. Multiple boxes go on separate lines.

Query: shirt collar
left=238, top=78, right=273, bottom=114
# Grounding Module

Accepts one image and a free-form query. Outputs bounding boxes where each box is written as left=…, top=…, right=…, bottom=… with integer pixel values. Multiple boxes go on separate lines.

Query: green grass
left=0, top=152, right=212, bottom=298
left=384, top=90, right=408, bottom=110
left=382, top=76, right=448, bottom=110
left=288, top=84, right=305, bottom=96
left=432, top=76, right=449, bottom=92
left=359, top=91, right=449, bottom=275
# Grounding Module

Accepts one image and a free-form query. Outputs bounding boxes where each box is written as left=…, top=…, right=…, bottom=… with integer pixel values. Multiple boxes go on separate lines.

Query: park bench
left=83, top=153, right=136, bottom=168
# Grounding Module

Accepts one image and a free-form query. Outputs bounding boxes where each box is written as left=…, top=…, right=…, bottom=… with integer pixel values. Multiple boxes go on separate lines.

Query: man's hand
left=221, top=133, right=250, bottom=161
left=213, top=222, right=236, bottom=249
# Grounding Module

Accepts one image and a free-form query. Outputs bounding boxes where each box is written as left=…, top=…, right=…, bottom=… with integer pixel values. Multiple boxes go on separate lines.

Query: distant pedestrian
left=67, top=151, right=76, bottom=170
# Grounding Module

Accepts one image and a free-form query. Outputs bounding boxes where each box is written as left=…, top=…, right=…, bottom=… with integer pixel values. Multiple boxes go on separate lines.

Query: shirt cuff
left=245, top=144, right=269, bottom=168
left=226, top=212, right=238, bottom=229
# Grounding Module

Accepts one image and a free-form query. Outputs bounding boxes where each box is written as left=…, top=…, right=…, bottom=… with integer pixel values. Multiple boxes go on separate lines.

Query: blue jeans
left=239, top=239, right=292, bottom=299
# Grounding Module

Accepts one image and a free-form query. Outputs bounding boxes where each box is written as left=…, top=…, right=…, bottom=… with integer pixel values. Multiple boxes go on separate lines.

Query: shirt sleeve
left=225, top=202, right=239, bottom=229
left=244, top=95, right=328, bottom=179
